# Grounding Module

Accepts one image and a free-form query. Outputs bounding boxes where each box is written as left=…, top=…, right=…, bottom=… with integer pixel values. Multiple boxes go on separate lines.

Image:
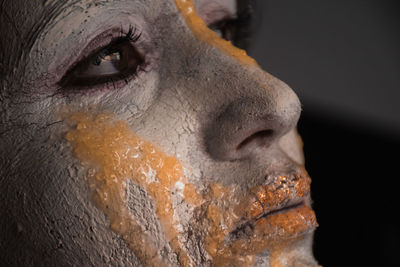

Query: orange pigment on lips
left=247, top=170, right=312, bottom=219
left=65, top=112, right=317, bottom=267
left=200, top=173, right=317, bottom=266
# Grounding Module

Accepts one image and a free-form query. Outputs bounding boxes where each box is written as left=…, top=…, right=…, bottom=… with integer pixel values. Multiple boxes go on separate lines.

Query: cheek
left=65, top=112, right=202, bottom=265
left=278, top=129, right=305, bottom=165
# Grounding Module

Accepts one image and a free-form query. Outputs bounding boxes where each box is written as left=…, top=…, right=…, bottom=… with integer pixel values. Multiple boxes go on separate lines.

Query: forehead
left=2, top=0, right=237, bottom=23
left=0, top=0, right=237, bottom=56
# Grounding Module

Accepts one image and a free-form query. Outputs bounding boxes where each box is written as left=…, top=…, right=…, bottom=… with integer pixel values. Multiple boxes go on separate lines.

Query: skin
left=0, top=0, right=319, bottom=266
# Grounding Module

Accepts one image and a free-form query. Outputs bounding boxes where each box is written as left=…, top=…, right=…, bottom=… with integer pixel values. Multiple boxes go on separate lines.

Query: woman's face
left=0, top=0, right=318, bottom=266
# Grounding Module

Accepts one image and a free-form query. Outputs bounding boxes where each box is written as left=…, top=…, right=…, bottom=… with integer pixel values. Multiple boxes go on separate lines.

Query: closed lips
left=228, top=168, right=317, bottom=242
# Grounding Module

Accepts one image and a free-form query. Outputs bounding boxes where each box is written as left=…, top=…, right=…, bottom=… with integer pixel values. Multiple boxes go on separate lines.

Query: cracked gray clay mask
left=0, top=0, right=319, bottom=266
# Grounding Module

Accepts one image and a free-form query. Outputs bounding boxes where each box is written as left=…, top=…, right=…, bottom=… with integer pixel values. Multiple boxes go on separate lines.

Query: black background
left=248, top=0, right=400, bottom=266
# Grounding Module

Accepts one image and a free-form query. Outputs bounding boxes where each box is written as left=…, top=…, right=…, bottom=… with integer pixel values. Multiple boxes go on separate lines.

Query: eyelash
left=59, top=25, right=145, bottom=93
left=108, top=25, right=142, bottom=49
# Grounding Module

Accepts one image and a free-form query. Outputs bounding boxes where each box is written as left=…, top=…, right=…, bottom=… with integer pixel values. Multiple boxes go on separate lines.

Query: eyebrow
left=28, top=1, right=81, bottom=50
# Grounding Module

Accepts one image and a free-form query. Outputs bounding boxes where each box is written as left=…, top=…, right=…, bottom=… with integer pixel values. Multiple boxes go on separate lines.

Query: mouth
left=227, top=168, right=318, bottom=243
left=254, top=200, right=306, bottom=221
left=228, top=200, right=308, bottom=241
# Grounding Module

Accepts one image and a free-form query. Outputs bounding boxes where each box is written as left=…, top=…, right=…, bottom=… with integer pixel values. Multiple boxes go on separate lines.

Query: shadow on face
left=0, top=0, right=318, bottom=266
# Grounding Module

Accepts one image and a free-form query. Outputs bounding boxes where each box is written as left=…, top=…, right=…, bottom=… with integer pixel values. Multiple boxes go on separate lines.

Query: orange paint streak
left=174, top=0, right=257, bottom=66
left=65, top=113, right=200, bottom=266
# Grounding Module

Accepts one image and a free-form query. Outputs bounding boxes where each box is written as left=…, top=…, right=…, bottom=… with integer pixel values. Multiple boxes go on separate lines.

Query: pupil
left=104, top=52, right=121, bottom=61
left=92, top=49, right=121, bottom=66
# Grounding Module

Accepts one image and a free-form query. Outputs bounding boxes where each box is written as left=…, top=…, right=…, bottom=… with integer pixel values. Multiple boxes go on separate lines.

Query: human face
left=0, top=0, right=318, bottom=266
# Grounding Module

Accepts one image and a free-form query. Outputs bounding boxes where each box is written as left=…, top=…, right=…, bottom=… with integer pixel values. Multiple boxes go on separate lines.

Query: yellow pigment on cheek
left=174, top=0, right=257, bottom=66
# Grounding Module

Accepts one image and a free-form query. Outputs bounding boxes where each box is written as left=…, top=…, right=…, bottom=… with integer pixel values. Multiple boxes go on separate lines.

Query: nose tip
left=204, top=82, right=301, bottom=161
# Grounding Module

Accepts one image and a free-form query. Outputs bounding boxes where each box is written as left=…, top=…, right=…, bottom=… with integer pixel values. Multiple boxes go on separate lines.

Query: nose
left=204, top=77, right=301, bottom=161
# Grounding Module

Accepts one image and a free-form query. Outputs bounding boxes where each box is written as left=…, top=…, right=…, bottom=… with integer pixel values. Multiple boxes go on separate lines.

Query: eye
left=60, top=26, right=144, bottom=89
left=209, top=20, right=235, bottom=41
left=208, top=3, right=253, bottom=50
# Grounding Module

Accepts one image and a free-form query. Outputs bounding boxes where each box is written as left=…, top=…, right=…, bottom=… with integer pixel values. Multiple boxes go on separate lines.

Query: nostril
left=236, top=129, right=274, bottom=151
left=204, top=94, right=300, bottom=161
